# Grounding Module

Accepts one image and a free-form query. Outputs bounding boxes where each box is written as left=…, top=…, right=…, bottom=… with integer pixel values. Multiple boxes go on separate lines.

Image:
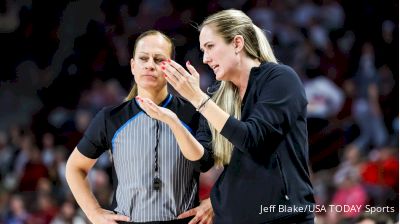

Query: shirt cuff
left=191, top=148, right=213, bottom=172
left=220, top=115, right=242, bottom=142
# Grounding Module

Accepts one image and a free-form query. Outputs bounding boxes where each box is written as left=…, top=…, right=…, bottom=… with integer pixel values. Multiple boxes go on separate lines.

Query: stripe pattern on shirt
left=112, top=112, right=197, bottom=222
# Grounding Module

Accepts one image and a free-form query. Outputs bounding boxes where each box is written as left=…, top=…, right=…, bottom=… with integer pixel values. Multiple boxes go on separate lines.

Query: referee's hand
left=136, top=96, right=178, bottom=124
left=178, top=198, right=214, bottom=224
left=88, top=208, right=130, bottom=224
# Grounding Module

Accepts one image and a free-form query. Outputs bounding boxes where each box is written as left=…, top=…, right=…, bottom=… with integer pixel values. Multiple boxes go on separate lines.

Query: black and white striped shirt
left=77, top=94, right=214, bottom=222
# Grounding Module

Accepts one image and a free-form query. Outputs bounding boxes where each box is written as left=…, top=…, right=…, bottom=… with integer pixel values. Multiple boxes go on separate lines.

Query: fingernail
left=167, top=59, right=171, bottom=63
left=164, top=74, right=167, bottom=77
left=161, top=66, right=165, bottom=70
left=187, top=60, right=191, bottom=65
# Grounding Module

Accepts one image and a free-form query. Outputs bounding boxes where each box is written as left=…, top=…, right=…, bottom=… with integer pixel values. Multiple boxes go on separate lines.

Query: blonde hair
left=125, top=30, right=175, bottom=101
left=200, top=9, right=277, bottom=166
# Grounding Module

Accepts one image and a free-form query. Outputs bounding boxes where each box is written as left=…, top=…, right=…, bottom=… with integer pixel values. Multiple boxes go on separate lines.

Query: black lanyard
left=135, top=95, right=172, bottom=190
left=153, top=121, right=161, bottom=190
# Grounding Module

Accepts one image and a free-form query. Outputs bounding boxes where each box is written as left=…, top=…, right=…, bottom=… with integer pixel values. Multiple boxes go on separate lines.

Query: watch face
left=153, top=177, right=161, bottom=190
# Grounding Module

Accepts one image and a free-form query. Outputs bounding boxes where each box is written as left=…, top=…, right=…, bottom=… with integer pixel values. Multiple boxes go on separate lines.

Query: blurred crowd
left=0, top=0, right=398, bottom=223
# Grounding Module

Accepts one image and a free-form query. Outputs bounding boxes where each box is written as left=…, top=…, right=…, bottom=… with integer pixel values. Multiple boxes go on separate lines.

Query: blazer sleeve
left=192, top=115, right=214, bottom=172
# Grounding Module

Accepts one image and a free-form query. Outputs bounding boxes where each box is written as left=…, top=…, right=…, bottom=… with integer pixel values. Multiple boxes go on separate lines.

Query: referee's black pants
left=118, top=216, right=194, bottom=224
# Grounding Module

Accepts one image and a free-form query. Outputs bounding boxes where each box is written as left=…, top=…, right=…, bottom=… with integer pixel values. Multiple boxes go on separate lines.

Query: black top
left=204, top=62, right=315, bottom=224
left=77, top=94, right=214, bottom=222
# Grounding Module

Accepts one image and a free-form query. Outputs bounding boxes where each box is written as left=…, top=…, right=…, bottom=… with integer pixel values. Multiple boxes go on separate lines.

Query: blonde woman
left=66, top=30, right=213, bottom=224
left=139, top=9, right=315, bottom=224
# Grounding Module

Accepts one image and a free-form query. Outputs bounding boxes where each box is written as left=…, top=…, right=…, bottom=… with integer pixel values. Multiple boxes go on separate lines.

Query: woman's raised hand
left=161, top=60, right=207, bottom=108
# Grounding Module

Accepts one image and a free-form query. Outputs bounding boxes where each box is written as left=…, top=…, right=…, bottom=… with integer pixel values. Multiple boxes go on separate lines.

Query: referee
left=66, top=30, right=214, bottom=224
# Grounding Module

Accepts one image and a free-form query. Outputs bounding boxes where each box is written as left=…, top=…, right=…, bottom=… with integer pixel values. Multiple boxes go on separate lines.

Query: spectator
left=350, top=42, right=389, bottom=152
left=4, top=194, right=30, bottom=224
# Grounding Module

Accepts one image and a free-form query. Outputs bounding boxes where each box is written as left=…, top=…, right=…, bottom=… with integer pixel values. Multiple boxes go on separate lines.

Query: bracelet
left=196, top=96, right=211, bottom=112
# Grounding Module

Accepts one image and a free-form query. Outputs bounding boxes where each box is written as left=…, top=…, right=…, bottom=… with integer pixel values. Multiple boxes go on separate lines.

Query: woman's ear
left=130, top=58, right=135, bottom=76
left=233, top=35, right=244, bottom=54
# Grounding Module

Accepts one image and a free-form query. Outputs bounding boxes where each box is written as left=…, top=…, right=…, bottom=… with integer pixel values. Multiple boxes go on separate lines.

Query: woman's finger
left=199, top=218, right=207, bottom=224
left=141, top=97, right=152, bottom=106
left=162, top=65, right=179, bottom=84
left=143, top=98, right=160, bottom=112
left=201, top=213, right=212, bottom=224
left=136, top=97, right=153, bottom=113
left=146, top=99, right=158, bottom=109
left=108, top=214, right=130, bottom=222
left=178, top=208, right=197, bottom=219
left=135, top=97, right=144, bottom=108
left=141, top=100, right=151, bottom=111
left=185, top=61, right=200, bottom=79
left=162, top=61, right=176, bottom=76
left=140, top=102, right=151, bottom=114
left=188, top=216, right=200, bottom=224
left=164, top=72, right=178, bottom=88
left=168, top=59, right=190, bottom=78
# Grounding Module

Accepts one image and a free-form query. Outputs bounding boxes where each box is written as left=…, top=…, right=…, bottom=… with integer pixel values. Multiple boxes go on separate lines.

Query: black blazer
left=204, top=62, right=315, bottom=224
